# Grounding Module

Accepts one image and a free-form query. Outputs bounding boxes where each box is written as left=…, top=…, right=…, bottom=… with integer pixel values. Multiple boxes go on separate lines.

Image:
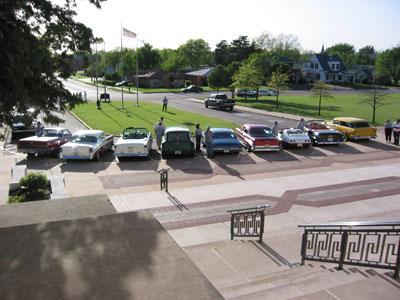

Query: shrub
left=20, top=173, right=48, bottom=191
left=185, top=80, right=192, bottom=87
left=361, top=77, right=369, bottom=85
left=8, top=194, right=27, bottom=204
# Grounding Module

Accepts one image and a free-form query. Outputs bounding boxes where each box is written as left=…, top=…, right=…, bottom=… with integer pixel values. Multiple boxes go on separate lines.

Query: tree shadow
left=349, top=139, right=400, bottom=151
left=211, top=155, right=246, bottom=180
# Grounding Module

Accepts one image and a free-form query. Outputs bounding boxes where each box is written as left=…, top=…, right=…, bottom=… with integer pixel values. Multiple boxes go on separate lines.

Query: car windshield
left=122, top=128, right=148, bottom=139
left=166, top=132, right=190, bottom=141
left=249, top=128, right=273, bottom=137
left=214, top=132, right=236, bottom=139
left=40, top=129, right=61, bottom=137
left=71, top=134, right=98, bottom=143
left=287, top=129, right=304, bottom=136
left=307, top=120, right=327, bottom=127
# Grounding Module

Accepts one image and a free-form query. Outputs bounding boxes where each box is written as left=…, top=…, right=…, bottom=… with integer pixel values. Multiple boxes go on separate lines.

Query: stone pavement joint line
left=152, top=177, right=400, bottom=230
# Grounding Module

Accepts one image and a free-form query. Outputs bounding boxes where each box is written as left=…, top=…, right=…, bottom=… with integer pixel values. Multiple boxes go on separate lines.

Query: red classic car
left=235, top=124, right=281, bottom=152
left=17, top=128, right=72, bottom=156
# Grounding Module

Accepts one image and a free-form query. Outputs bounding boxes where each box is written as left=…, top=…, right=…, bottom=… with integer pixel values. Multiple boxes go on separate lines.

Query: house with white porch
left=301, top=54, right=358, bottom=83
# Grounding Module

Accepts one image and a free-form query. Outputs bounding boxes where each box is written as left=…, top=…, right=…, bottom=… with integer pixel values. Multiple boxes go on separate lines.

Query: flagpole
left=136, top=36, right=139, bottom=107
left=120, top=23, right=125, bottom=109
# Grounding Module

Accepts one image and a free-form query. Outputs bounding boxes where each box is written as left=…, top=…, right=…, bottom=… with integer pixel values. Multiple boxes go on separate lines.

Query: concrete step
left=227, top=267, right=376, bottom=300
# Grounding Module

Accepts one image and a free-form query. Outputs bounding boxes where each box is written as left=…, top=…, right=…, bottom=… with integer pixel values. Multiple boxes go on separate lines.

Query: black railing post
left=158, top=168, right=170, bottom=192
left=230, top=214, right=235, bottom=240
left=395, top=237, right=400, bottom=279
left=300, top=230, right=308, bottom=266
left=338, top=230, right=348, bottom=270
left=259, top=210, right=265, bottom=242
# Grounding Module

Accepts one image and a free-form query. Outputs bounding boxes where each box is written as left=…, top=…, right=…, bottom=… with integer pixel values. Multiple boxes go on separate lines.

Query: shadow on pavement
left=166, top=156, right=213, bottom=175
left=254, top=150, right=300, bottom=162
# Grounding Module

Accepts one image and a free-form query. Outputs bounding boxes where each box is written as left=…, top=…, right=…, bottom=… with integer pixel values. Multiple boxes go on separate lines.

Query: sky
left=54, top=0, right=400, bottom=52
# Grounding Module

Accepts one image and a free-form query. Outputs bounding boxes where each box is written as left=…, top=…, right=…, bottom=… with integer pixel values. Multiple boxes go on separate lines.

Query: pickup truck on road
left=204, top=94, right=235, bottom=111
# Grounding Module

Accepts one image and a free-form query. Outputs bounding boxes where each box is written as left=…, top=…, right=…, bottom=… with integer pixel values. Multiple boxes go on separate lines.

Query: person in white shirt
left=272, top=121, right=280, bottom=137
left=297, top=118, right=306, bottom=130
left=393, top=119, right=400, bottom=145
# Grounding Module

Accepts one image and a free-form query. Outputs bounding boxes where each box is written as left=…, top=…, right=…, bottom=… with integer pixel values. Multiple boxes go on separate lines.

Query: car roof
left=73, top=130, right=104, bottom=136
left=243, top=124, right=271, bottom=129
left=165, top=126, right=190, bottom=133
left=333, top=117, right=368, bottom=122
left=210, top=128, right=234, bottom=133
left=43, top=127, right=68, bottom=131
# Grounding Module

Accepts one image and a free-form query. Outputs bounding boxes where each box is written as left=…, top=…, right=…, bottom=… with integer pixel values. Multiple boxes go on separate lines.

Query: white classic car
left=279, top=128, right=311, bottom=148
left=114, top=127, right=153, bottom=158
left=60, top=130, right=113, bottom=160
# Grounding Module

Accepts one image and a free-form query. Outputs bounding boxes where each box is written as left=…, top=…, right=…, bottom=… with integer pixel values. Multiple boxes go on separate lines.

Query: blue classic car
left=202, top=128, right=242, bottom=154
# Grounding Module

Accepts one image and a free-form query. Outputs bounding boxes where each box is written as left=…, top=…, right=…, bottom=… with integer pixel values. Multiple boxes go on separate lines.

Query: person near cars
left=162, top=96, right=168, bottom=111
left=393, top=119, right=400, bottom=145
left=194, top=124, right=202, bottom=152
left=154, top=119, right=165, bottom=150
left=297, top=118, right=306, bottom=130
left=35, top=121, right=44, bottom=136
left=272, top=121, right=280, bottom=137
left=205, top=126, right=214, bottom=158
left=384, top=118, right=393, bottom=143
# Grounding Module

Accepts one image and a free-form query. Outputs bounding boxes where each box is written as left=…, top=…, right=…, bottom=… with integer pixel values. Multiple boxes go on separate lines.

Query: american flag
left=123, top=27, right=137, bottom=38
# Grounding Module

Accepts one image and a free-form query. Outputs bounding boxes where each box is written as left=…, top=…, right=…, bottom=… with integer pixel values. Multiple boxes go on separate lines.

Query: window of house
left=331, top=64, right=335, bottom=70
left=315, top=63, right=319, bottom=69
left=338, top=75, right=342, bottom=80
left=316, top=73, right=320, bottom=80
left=336, top=63, right=340, bottom=69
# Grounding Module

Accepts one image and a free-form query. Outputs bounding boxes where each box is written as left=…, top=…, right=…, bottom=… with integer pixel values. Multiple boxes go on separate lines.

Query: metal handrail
left=299, top=221, right=400, bottom=279
left=227, top=204, right=270, bottom=214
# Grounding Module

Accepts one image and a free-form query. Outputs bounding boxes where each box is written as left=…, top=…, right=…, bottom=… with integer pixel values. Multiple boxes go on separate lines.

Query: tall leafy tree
left=178, top=39, right=211, bottom=70
left=0, top=0, right=103, bottom=125
left=355, top=45, right=377, bottom=65
left=376, top=47, right=400, bottom=85
left=226, top=62, right=241, bottom=98
left=230, top=36, right=258, bottom=63
left=325, top=43, right=356, bottom=67
left=207, top=65, right=229, bottom=92
left=268, top=68, right=289, bottom=108
left=359, top=87, right=387, bottom=123
left=232, top=64, right=264, bottom=100
left=137, top=43, right=161, bottom=71
left=310, top=81, right=333, bottom=115
left=214, top=40, right=230, bottom=66
left=160, top=48, right=185, bottom=72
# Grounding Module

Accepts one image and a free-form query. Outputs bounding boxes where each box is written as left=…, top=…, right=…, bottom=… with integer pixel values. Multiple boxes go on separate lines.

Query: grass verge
left=71, top=101, right=240, bottom=135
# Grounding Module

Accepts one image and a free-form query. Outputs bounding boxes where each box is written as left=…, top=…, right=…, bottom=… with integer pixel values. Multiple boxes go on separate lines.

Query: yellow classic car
left=327, top=117, right=377, bottom=140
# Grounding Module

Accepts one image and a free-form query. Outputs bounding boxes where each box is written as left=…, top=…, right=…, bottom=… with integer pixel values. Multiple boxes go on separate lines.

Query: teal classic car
left=161, top=126, right=195, bottom=159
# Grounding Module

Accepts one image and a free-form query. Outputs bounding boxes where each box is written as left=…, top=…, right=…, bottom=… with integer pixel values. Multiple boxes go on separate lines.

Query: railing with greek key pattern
left=227, top=205, right=270, bottom=242
left=299, top=222, right=400, bottom=279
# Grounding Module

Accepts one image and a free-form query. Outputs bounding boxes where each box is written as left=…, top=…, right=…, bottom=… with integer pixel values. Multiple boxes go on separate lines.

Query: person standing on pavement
left=393, top=119, right=400, bottom=145
left=204, top=126, right=214, bottom=158
left=384, top=119, right=393, bottom=143
left=272, top=121, right=280, bottom=137
left=154, top=119, right=165, bottom=150
left=297, top=118, right=306, bottom=130
left=194, top=124, right=202, bottom=152
left=162, top=96, right=168, bottom=111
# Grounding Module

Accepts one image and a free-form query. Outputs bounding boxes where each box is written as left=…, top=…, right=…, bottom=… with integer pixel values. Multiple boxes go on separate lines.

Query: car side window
left=333, top=120, right=339, bottom=125
left=98, top=134, right=105, bottom=141
left=63, top=129, right=71, bottom=137
left=340, top=121, right=348, bottom=127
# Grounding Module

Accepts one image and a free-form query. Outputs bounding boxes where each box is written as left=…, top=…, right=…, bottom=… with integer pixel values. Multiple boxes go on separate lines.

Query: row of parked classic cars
left=15, top=117, right=377, bottom=160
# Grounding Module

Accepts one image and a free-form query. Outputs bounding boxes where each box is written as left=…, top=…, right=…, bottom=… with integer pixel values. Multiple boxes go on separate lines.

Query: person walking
left=393, top=119, right=400, bottom=145
left=154, top=119, right=165, bottom=150
left=194, top=124, right=202, bottom=152
left=162, top=96, right=168, bottom=111
left=297, top=118, right=306, bottom=130
left=384, top=119, right=393, bottom=143
left=204, top=126, right=214, bottom=158
left=272, top=121, right=280, bottom=137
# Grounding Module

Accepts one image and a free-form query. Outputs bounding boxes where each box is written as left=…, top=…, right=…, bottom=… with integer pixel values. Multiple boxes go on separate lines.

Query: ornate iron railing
left=157, top=168, right=170, bottom=192
left=299, top=222, right=400, bottom=279
left=227, top=205, right=270, bottom=242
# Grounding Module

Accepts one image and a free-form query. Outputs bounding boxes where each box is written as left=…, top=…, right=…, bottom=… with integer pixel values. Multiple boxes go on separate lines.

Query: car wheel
left=94, top=151, right=101, bottom=161
left=229, top=106, right=233, bottom=111
left=205, top=102, right=208, bottom=108
left=279, top=142, right=283, bottom=150
left=161, top=151, right=167, bottom=159
left=303, top=144, right=310, bottom=148
left=27, top=153, right=35, bottom=157
left=217, top=104, right=221, bottom=111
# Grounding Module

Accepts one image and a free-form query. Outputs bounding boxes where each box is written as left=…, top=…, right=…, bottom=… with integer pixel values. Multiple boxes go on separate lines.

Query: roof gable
left=314, top=54, right=347, bottom=72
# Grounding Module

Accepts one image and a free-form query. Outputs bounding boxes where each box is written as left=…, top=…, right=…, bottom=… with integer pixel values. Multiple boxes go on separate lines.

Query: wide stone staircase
left=183, top=239, right=400, bottom=300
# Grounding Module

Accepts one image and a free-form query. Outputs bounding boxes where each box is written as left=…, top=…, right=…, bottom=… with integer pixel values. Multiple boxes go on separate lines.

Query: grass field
left=71, top=101, right=239, bottom=135
left=234, top=93, right=400, bottom=125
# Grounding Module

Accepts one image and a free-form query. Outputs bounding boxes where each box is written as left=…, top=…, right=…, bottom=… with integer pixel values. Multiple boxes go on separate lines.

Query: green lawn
left=71, top=101, right=239, bottom=135
left=234, top=93, right=400, bottom=125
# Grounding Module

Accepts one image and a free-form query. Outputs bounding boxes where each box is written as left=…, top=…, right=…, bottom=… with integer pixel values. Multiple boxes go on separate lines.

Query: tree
left=268, top=68, right=289, bottom=108
left=325, top=43, right=356, bottom=67
left=137, top=43, right=161, bottom=71
left=376, top=47, right=400, bottom=85
left=214, top=40, right=231, bottom=66
left=160, top=48, right=185, bottom=72
left=179, top=39, right=211, bottom=70
left=253, top=32, right=302, bottom=61
left=207, top=65, right=229, bottom=92
left=359, top=87, right=387, bottom=123
left=231, top=64, right=264, bottom=100
left=310, top=81, right=333, bottom=115
left=230, top=36, right=258, bottom=63
left=355, top=45, right=377, bottom=65
left=0, top=0, right=102, bottom=125
left=226, top=62, right=241, bottom=98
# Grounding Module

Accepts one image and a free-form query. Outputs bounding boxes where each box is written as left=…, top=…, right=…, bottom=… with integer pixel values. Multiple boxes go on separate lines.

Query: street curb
left=66, top=109, right=92, bottom=130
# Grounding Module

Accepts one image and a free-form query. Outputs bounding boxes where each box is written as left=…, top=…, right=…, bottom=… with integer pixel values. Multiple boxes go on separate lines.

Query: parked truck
left=204, top=93, right=235, bottom=111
